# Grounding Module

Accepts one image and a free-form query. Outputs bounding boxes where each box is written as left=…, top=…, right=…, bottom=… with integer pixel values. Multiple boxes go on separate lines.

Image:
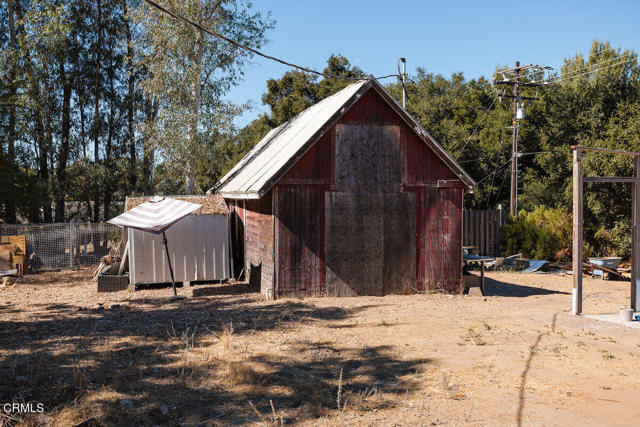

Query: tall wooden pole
left=510, top=61, right=520, bottom=216
left=572, top=149, right=583, bottom=315
left=632, top=156, right=640, bottom=311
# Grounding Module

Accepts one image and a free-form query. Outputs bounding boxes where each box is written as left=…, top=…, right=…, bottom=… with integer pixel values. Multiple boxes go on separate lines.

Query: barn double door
left=274, top=123, right=462, bottom=296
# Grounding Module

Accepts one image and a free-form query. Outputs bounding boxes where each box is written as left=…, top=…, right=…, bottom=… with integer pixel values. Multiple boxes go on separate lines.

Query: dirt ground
left=2, top=269, right=640, bottom=426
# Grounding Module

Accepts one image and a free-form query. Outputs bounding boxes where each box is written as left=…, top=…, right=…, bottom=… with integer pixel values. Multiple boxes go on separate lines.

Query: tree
left=136, top=0, right=273, bottom=194
left=215, top=54, right=365, bottom=180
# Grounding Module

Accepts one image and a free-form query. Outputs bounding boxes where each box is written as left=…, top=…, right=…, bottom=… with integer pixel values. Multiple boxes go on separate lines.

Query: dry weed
left=224, top=360, right=259, bottom=386
left=219, top=322, right=233, bottom=351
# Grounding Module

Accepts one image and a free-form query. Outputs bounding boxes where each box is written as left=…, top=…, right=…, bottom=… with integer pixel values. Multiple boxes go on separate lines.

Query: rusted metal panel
left=404, top=129, right=459, bottom=185
left=275, top=184, right=328, bottom=297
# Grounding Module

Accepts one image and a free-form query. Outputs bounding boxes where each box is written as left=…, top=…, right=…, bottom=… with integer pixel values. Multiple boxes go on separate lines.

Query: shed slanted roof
left=216, top=78, right=475, bottom=199
left=126, top=194, right=228, bottom=215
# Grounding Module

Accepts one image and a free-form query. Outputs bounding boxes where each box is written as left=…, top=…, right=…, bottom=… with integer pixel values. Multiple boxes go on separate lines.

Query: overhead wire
left=475, top=158, right=512, bottom=185
left=455, top=96, right=497, bottom=160
left=550, top=55, right=638, bottom=84
left=475, top=151, right=549, bottom=187
left=485, top=136, right=506, bottom=207
left=140, top=0, right=399, bottom=82
left=544, top=52, right=636, bottom=83
left=493, top=164, right=509, bottom=206
left=548, top=36, right=640, bottom=72
left=498, top=47, right=638, bottom=86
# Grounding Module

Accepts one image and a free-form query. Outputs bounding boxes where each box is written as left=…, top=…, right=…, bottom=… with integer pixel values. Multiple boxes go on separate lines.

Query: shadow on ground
left=483, top=276, right=569, bottom=298
left=0, top=292, right=428, bottom=425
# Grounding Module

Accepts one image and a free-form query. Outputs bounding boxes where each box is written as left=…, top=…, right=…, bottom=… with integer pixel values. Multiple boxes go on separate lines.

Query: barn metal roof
left=216, top=78, right=476, bottom=199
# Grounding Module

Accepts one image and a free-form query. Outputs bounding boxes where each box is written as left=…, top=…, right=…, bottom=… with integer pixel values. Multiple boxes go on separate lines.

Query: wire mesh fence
left=0, top=223, right=120, bottom=272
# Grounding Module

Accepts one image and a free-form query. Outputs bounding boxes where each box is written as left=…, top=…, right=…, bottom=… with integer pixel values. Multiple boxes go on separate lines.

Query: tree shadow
left=0, top=295, right=424, bottom=425
left=192, top=281, right=259, bottom=296
left=516, top=312, right=558, bottom=426
left=483, top=276, right=569, bottom=298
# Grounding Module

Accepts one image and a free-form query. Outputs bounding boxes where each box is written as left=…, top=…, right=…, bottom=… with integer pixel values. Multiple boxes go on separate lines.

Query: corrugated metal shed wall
left=129, top=214, right=230, bottom=285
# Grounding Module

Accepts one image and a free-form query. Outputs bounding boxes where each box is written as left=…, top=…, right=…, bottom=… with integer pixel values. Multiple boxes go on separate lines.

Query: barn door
left=275, top=184, right=327, bottom=297
left=413, top=187, right=463, bottom=292
left=325, top=192, right=415, bottom=296
left=324, top=124, right=415, bottom=296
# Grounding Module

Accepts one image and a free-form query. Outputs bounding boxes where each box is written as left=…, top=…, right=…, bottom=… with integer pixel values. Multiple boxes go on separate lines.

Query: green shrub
left=591, top=219, right=631, bottom=258
left=501, top=206, right=572, bottom=261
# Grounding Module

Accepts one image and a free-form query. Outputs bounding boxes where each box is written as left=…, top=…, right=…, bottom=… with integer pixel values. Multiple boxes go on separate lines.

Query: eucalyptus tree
left=136, top=0, right=273, bottom=194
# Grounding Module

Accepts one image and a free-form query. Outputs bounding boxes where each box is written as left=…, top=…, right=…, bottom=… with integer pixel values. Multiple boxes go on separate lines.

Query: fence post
left=69, top=221, right=75, bottom=268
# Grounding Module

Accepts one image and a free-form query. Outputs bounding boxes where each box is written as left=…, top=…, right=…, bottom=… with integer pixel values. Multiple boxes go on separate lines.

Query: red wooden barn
left=217, top=78, right=475, bottom=299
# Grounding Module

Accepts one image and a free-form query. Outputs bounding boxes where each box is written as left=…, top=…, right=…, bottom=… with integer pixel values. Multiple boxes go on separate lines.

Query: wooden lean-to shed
left=125, top=195, right=231, bottom=286
left=217, top=78, right=475, bottom=299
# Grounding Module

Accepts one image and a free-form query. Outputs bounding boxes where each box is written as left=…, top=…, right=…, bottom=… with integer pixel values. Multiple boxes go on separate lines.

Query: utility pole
left=494, top=61, right=544, bottom=216
left=398, top=58, right=407, bottom=109
left=510, top=62, right=520, bottom=217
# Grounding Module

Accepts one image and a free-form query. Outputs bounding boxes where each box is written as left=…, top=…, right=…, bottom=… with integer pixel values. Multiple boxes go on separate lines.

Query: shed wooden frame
left=571, top=145, right=640, bottom=315
left=219, top=79, right=476, bottom=299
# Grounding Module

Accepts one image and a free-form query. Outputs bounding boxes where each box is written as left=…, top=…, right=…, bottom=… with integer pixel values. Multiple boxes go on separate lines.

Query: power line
left=494, top=61, right=545, bottom=216
left=455, top=97, right=497, bottom=160
left=551, top=56, right=638, bottom=84
left=475, top=151, right=549, bottom=187
left=545, top=52, right=636, bottom=83
left=548, top=36, right=640, bottom=72
left=476, top=159, right=512, bottom=185
left=140, top=0, right=399, bottom=82
left=493, top=164, right=509, bottom=206
left=499, top=50, right=636, bottom=86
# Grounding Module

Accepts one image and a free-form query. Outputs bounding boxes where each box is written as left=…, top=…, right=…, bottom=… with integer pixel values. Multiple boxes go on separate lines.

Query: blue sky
left=227, top=0, right=640, bottom=126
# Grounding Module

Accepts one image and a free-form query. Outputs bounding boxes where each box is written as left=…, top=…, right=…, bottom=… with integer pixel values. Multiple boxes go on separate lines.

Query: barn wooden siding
left=241, top=190, right=274, bottom=297
left=271, top=89, right=464, bottom=295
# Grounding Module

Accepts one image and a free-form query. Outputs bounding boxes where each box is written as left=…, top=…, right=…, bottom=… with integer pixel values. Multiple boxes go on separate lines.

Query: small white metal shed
left=125, top=195, right=231, bottom=285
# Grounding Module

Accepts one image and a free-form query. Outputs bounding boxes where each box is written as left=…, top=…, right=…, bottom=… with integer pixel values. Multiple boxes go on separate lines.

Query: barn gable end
left=221, top=79, right=475, bottom=299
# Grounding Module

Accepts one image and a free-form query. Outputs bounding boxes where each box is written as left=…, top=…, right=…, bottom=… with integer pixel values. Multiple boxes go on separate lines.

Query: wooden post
left=69, top=221, right=75, bottom=268
left=572, top=149, right=583, bottom=315
left=183, top=280, right=192, bottom=298
left=632, top=156, right=640, bottom=311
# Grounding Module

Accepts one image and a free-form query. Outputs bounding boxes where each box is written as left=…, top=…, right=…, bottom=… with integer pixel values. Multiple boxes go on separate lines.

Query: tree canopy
left=0, top=5, right=638, bottom=258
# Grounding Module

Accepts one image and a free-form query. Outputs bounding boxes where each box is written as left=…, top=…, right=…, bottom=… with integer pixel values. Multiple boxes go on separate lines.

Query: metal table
left=463, top=254, right=496, bottom=293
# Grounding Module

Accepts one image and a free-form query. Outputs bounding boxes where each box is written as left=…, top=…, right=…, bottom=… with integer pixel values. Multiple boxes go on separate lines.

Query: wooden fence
left=463, top=208, right=505, bottom=257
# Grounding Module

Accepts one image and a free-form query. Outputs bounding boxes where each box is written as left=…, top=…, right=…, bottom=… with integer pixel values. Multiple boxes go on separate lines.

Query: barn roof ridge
left=215, top=78, right=475, bottom=198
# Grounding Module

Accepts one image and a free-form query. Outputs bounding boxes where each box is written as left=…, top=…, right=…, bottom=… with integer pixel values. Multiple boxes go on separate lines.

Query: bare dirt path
left=1, top=269, right=640, bottom=426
